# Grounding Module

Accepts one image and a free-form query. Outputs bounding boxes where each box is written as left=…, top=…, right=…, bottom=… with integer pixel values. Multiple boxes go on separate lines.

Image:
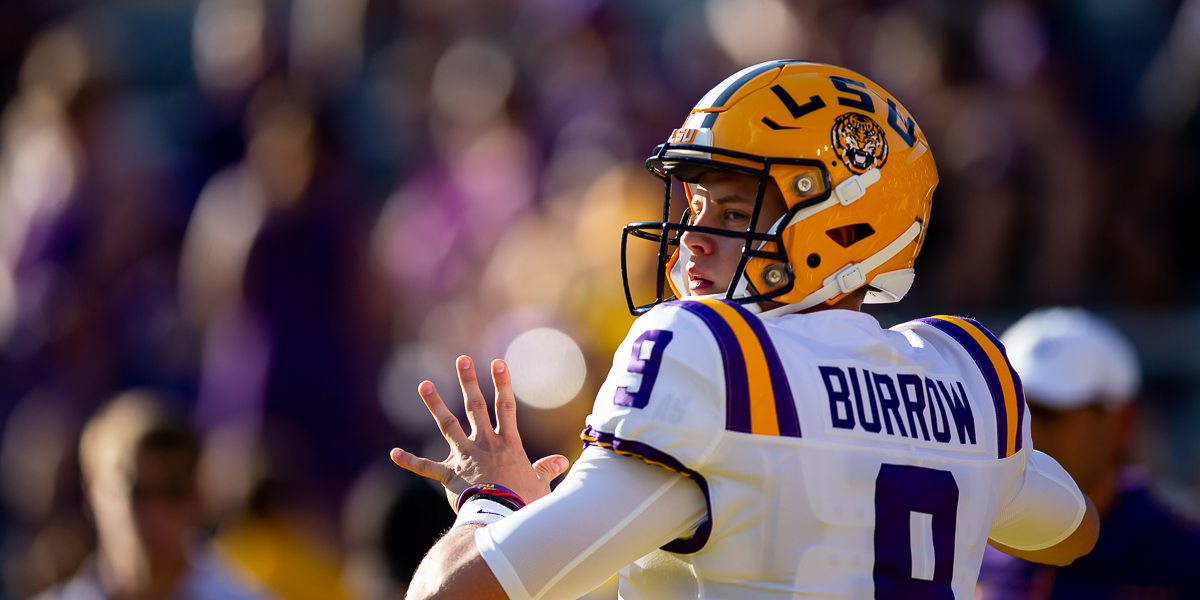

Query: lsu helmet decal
left=621, top=60, right=938, bottom=315
left=831, top=113, right=888, bottom=174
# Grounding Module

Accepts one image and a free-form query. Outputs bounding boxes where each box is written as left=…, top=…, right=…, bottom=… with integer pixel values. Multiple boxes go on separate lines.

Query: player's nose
left=680, top=228, right=715, bottom=256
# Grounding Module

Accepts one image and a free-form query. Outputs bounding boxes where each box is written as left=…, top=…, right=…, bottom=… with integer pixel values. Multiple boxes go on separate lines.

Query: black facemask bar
left=620, top=142, right=835, bottom=316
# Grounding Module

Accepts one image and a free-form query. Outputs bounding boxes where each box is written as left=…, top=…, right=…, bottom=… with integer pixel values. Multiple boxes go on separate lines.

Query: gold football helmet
left=622, top=60, right=938, bottom=315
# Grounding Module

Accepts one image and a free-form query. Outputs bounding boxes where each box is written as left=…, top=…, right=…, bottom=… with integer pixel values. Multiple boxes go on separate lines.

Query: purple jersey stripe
left=719, top=300, right=802, bottom=438
left=675, top=300, right=753, bottom=434
left=1011, top=366, right=1025, bottom=453
left=915, top=317, right=1009, bottom=459
left=580, top=425, right=713, bottom=554
left=963, top=318, right=1027, bottom=454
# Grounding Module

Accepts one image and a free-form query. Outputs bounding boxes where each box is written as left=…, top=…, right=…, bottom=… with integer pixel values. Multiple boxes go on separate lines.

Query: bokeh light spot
left=504, top=328, right=586, bottom=409
left=432, top=39, right=514, bottom=126
left=705, top=0, right=803, bottom=67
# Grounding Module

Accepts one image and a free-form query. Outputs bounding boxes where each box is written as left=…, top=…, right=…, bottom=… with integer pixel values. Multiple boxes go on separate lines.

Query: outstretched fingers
left=417, top=380, right=470, bottom=448
left=390, top=448, right=454, bottom=484
left=492, top=359, right=520, bottom=442
left=456, top=356, right=494, bottom=439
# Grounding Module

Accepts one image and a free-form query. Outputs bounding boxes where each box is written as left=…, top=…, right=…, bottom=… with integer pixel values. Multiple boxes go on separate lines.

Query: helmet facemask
left=620, top=141, right=833, bottom=315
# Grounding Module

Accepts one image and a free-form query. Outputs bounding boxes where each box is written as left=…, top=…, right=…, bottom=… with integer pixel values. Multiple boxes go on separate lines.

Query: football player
left=391, top=61, right=1100, bottom=600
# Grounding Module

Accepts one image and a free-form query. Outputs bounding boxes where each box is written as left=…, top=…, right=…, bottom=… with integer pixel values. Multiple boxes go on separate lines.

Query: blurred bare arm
left=405, top=525, right=504, bottom=600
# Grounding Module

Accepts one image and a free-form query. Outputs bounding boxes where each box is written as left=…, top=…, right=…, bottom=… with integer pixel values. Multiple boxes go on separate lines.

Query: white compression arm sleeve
left=475, top=445, right=707, bottom=600
left=989, top=450, right=1088, bottom=551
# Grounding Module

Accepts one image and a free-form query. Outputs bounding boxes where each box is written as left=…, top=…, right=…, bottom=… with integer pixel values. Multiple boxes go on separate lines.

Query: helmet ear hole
left=826, top=223, right=875, bottom=248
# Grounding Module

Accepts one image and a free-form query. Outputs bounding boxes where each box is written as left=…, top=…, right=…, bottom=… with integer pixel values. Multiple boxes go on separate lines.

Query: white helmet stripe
left=694, top=60, right=797, bottom=110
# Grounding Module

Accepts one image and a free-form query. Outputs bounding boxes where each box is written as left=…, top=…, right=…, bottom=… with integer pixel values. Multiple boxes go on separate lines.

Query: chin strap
left=758, top=220, right=923, bottom=319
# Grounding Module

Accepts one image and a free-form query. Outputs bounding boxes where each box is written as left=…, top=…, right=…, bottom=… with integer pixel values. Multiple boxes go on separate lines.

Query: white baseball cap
left=1000, top=307, right=1141, bottom=411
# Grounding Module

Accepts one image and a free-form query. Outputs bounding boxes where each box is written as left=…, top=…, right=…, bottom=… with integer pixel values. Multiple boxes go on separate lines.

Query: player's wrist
left=450, top=497, right=514, bottom=530
left=450, top=484, right=527, bottom=531
left=456, top=483, right=527, bottom=513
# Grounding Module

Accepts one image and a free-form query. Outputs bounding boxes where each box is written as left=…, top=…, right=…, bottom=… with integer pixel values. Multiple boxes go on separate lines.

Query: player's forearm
left=990, top=495, right=1100, bottom=567
left=407, top=525, right=509, bottom=600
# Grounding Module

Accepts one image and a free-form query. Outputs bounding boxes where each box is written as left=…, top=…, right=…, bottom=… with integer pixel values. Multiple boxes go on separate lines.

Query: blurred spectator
left=0, top=389, right=89, bottom=599
left=31, top=390, right=271, bottom=600
left=977, top=308, right=1200, bottom=599
left=206, top=417, right=360, bottom=600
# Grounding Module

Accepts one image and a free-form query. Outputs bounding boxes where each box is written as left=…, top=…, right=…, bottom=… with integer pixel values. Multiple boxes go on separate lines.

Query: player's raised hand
left=389, top=355, right=570, bottom=510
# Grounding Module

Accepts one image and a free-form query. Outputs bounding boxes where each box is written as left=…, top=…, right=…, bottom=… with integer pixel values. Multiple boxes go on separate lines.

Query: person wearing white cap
left=977, top=307, right=1200, bottom=599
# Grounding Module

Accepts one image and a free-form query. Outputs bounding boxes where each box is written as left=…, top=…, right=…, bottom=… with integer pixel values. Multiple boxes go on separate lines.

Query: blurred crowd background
left=0, top=0, right=1198, bottom=598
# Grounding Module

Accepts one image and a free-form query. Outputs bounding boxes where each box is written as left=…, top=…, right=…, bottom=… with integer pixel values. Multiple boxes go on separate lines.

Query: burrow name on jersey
left=816, top=362, right=982, bottom=452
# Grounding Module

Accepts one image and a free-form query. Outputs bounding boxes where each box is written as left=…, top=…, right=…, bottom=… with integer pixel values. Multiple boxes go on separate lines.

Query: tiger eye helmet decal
left=622, top=61, right=938, bottom=316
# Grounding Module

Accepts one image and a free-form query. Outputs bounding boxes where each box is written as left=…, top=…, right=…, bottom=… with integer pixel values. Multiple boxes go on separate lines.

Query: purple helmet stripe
left=694, top=60, right=801, bottom=110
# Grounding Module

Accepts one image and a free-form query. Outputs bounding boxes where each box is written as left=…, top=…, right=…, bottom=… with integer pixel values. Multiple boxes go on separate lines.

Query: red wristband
left=456, top=483, right=527, bottom=513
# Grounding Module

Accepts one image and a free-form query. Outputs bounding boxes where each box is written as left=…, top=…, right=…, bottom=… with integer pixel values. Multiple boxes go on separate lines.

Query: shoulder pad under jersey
left=585, top=298, right=804, bottom=470
left=893, top=315, right=1030, bottom=461
left=585, top=301, right=726, bottom=471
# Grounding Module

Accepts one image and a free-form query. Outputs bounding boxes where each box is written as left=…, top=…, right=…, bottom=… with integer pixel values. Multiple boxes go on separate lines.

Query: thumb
left=532, top=454, right=570, bottom=483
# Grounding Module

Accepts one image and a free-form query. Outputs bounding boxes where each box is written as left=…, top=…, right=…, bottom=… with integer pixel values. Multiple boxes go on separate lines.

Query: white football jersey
left=583, top=299, right=1055, bottom=599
